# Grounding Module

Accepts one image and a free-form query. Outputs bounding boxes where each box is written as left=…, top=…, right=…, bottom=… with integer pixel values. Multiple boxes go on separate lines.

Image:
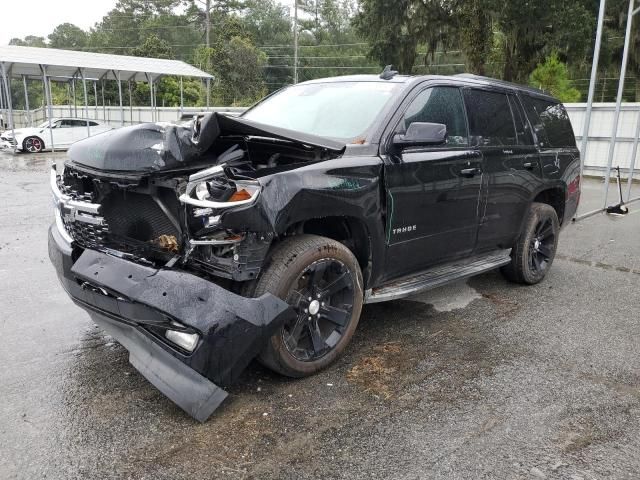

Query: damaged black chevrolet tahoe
left=49, top=72, right=581, bottom=421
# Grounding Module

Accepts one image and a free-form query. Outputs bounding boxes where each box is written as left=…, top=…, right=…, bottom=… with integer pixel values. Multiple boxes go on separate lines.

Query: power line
left=266, top=54, right=368, bottom=59
left=263, top=65, right=379, bottom=70
left=92, top=23, right=200, bottom=32
left=259, top=43, right=368, bottom=49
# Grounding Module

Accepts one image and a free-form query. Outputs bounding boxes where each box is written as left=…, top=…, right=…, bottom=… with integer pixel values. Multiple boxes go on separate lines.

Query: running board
left=365, top=249, right=512, bottom=304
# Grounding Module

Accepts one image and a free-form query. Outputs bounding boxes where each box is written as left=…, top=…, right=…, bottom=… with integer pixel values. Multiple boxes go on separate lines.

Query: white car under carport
left=0, top=118, right=113, bottom=153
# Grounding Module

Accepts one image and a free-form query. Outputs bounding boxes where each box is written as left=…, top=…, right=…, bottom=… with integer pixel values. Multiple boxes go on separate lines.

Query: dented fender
left=219, top=155, right=388, bottom=285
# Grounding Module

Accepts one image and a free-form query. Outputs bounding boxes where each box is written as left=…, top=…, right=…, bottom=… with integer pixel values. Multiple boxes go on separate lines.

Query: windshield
left=243, top=81, right=401, bottom=141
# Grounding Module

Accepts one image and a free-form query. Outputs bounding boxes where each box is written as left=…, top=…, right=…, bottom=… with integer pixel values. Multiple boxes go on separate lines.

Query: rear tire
left=23, top=136, right=44, bottom=153
left=250, top=234, right=363, bottom=378
left=501, top=202, right=559, bottom=285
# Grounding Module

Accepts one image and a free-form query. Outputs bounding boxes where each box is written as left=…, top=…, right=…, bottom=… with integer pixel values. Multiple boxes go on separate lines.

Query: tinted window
left=59, top=120, right=74, bottom=128
left=521, top=96, right=575, bottom=148
left=508, top=94, right=534, bottom=145
left=401, top=87, right=468, bottom=146
left=89, top=121, right=99, bottom=126
left=463, top=89, right=517, bottom=146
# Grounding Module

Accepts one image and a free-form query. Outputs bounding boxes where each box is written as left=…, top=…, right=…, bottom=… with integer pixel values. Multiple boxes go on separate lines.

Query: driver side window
left=401, top=87, right=468, bottom=146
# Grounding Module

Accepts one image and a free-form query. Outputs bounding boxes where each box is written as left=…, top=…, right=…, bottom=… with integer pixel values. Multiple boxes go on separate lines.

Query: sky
left=1, top=0, right=297, bottom=46
left=1, top=0, right=116, bottom=45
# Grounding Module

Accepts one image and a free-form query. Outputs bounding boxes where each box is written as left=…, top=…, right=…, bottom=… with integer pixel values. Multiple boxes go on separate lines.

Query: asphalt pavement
left=1, top=150, right=640, bottom=479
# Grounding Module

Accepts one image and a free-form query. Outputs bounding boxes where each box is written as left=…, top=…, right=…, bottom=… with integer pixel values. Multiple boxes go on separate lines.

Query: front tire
left=23, top=136, right=44, bottom=153
left=501, top=202, right=560, bottom=285
left=251, top=234, right=363, bottom=378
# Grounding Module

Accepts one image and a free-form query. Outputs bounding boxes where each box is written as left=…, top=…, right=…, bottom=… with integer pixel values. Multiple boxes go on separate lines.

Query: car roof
left=298, top=74, right=412, bottom=85
left=49, top=117, right=102, bottom=122
left=297, top=73, right=558, bottom=102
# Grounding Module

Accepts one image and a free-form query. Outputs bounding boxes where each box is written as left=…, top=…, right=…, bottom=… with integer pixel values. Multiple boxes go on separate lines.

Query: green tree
left=212, top=36, right=267, bottom=105
left=48, top=23, right=88, bottom=50
left=131, top=34, right=174, bottom=59
left=353, top=0, right=456, bottom=73
left=8, top=36, right=46, bottom=47
left=529, top=52, right=581, bottom=102
left=455, top=0, right=495, bottom=75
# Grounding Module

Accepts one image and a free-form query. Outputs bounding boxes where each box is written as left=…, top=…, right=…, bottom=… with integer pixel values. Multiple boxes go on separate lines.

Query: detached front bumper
left=48, top=223, right=294, bottom=422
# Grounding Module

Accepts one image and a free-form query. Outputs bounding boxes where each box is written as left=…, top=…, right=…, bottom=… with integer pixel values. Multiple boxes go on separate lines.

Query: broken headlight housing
left=179, top=164, right=260, bottom=210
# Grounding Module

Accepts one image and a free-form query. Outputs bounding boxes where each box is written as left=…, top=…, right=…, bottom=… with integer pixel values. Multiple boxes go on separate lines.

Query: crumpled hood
left=67, top=112, right=346, bottom=173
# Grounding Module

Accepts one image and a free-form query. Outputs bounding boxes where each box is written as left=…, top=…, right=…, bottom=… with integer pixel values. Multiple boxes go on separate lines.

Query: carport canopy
left=0, top=45, right=213, bottom=82
left=0, top=45, right=214, bottom=152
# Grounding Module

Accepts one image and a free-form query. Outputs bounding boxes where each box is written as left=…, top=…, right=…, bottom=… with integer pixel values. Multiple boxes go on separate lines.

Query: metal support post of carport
left=78, top=68, right=90, bottom=138
left=0, top=71, right=5, bottom=118
left=112, top=70, right=124, bottom=127
left=93, top=81, right=99, bottom=119
left=22, top=75, right=31, bottom=127
left=1, top=62, right=17, bottom=153
left=99, top=72, right=107, bottom=124
left=39, top=64, right=55, bottom=153
left=180, top=76, right=184, bottom=118
left=206, top=77, right=210, bottom=111
left=127, top=72, right=136, bottom=125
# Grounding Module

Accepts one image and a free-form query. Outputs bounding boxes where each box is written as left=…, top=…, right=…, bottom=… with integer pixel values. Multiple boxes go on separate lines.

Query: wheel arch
left=532, top=186, right=566, bottom=225
left=285, top=216, right=373, bottom=288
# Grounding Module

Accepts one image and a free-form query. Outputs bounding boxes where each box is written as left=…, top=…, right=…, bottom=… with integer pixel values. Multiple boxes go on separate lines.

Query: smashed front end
left=48, top=113, right=345, bottom=421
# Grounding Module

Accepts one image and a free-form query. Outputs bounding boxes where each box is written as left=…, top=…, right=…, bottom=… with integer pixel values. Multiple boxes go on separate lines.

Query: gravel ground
left=1, top=151, right=640, bottom=479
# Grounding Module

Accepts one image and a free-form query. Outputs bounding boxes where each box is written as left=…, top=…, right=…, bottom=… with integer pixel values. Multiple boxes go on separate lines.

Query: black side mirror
left=393, top=122, right=447, bottom=148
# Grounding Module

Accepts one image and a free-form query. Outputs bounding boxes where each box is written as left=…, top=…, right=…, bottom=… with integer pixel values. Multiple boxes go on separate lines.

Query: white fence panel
left=4, top=102, right=640, bottom=179
left=565, top=103, right=640, bottom=178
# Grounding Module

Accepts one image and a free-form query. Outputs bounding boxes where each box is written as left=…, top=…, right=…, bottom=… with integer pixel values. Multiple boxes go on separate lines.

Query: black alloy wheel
left=249, top=234, right=364, bottom=378
left=283, top=258, right=355, bottom=362
left=529, top=217, right=556, bottom=274
left=501, top=202, right=560, bottom=285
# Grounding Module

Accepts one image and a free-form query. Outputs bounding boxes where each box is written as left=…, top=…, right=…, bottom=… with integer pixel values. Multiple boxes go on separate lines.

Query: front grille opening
left=61, top=166, right=184, bottom=265
left=102, top=191, right=179, bottom=243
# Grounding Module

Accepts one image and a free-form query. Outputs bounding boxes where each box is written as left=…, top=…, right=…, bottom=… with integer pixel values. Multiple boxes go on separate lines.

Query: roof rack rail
left=454, top=73, right=551, bottom=97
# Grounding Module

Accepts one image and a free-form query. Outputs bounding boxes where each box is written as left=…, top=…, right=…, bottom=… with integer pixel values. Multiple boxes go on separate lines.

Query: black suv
left=49, top=73, right=581, bottom=421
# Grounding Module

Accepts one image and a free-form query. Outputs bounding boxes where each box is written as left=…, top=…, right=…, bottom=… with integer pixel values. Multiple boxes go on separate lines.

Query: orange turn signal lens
left=228, top=189, right=252, bottom=202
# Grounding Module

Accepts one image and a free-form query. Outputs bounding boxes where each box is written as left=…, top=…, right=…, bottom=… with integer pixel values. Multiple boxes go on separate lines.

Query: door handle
left=523, top=162, right=536, bottom=170
left=460, top=167, right=481, bottom=177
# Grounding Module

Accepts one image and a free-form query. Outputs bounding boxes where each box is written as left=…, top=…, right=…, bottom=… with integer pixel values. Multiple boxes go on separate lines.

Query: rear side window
left=89, top=121, right=99, bottom=126
left=521, top=96, right=576, bottom=148
left=463, top=89, right=517, bottom=146
left=508, top=94, right=534, bottom=145
left=401, top=86, right=468, bottom=146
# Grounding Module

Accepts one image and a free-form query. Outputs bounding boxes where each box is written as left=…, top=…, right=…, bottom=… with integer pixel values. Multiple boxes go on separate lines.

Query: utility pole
left=294, top=0, right=299, bottom=84
left=205, top=0, right=211, bottom=49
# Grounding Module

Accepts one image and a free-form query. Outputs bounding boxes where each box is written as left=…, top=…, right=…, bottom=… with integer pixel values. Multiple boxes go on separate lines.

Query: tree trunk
left=502, top=39, right=515, bottom=82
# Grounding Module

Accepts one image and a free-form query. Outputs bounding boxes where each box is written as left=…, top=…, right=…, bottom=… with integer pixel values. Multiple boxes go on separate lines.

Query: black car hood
left=67, top=113, right=346, bottom=173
